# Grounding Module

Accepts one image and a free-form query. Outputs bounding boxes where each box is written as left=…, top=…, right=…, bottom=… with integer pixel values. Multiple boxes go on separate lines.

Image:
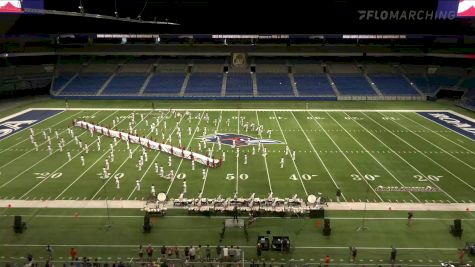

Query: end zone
left=0, top=109, right=64, bottom=141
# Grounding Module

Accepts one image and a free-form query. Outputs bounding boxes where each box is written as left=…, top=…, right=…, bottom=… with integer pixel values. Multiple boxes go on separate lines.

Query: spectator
left=459, top=248, right=465, bottom=264
left=390, top=246, right=397, bottom=264
left=223, top=246, right=229, bottom=262
left=70, top=248, right=77, bottom=260
left=336, top=188, right=342, bottom=203
left=216, top=244, right=222, bottom=260
left=189, top=246, right=195, bottom=261
left=350, top=246, right=357, bottom=262
left=184, top=247, right=189, bottom=260
left=161, top=245, right=167, bottom=257
left=324, top=255, right=330, bottom=267
left=27, top=254, right=33, bottom=263
left=146, top=245, right=154, bottom=261
left=174, top=246, right=179, bottom=258
left=235, top=246, right=241, bottom=261
left=407, top=212, right=413, bottom=226
left=205, top=245, right=211, bottom=261
left=196, top=245, right=201, bottom=261
left=256, top=243, right=262, bottom=258
left=45, top=260, right=52, bottom=267
left=166, top=246, right=172, bottom=258
left=138, top=245, right=144, bottom=261
left=46, top=245, right=53, bottom=260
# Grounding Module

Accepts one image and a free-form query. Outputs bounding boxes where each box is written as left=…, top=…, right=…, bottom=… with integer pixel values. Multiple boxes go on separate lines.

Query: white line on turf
left=346, top=111, right=458, bottom=203
left=0, top=243, right=461, bottom=250
left=126, top=110, right=184, bottom=199
left=255, top=111, right=273, bottom=194
left=90, top=111, right=155, bottom=200
left=273, top=111, right=308, bottom=196
left=0, top=111, right=84, bottom=170
left=0, top=110, right=103, bottom=189
left=0, top=108, right=32, bottom=123
left=363, top=112, right=475, bottom=192
left=164, top=112, right=203, bottom=195
left=199, top=111, right=223, bottom=196
left=405, top=113, right=475, bottom=154
left=290, top=111, right=345, bottom=201
left=306, top=111, right=384, bottom=202
left=18, top=111, right=118, bottom=199
left=0, top=110, right=78, bottom=157
left=236, top=110, right=240, bottom=195
left=54, top=111, right=148, bottom=200
left=325, top=112, right=420, bottom=203
left=392, top=112, right=475, bottom=170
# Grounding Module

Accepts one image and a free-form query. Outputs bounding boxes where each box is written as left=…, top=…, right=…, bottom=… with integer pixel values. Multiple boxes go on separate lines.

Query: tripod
left=356, top=185, right=370, bottom=231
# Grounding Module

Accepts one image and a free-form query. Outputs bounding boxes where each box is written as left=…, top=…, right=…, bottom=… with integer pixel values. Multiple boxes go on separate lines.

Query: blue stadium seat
left=102, top=73, right=147, bottom=95
left=293, top=74, right=334, bottom=96
left=144, top=73, right=185, bottom=95
left=408, top=75, right=460, bottom=94
left=60, top=74, right=109, bottom=95
left=186, top=73, right=222, bottom=95
left=256, top=73, right=293, bottom=95
left=52, top=74, right=74, bottom=93
left=370, top=74, right=419, bottom=95
left=226, top=73, right=253, bottom=96
left=331, top=74, right=376, bottom=95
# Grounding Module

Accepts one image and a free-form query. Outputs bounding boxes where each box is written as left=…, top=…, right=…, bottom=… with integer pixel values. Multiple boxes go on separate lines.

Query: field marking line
left=0, top=243, right=462, bottom=251
left=448, top=110, right=475, bottom=124
left=164, top=112, right=204, bottom=195
left=306, top=111, right=384, bottom=202
left=3, top=214, right=475, bottom=221
left=236, top=110, right=240, bottom=195
left=273, top=111, right=308, bottom=196
left=346, top=111, right=458, bottom=202
left=0, top=110, right=74, bottom=155
left=361, top=112, right=474, bottom=195
left=55, top=111, right=159, bottom=200
left=0, top=111, right=83, bottom=169
left=126, top=111, right=188, bottom=199
left=376, top=112, right=475, bottom=191
left=399, top=112, right=475, bottom=163
left=255, top=111, right=273, bottom=194
left=385, top=112, right=475, bottom=171
left=324, top=112, right=420, bottom=203
left=0, top=110, right=103, bottom=189
left=290, top=111, right=345, bottom=201
left=28, top=107, right=462, bottom=113
left=90, top=111, right=156, bottom=200
left=0, top=111, right=84, bottom=169
left=18, top=111, right=118, bottom=199
left=412, top=113, right=475, bottom=148
left=199, top=111, right=223, bottom=196
left=0, top=108, right=33, bottom=123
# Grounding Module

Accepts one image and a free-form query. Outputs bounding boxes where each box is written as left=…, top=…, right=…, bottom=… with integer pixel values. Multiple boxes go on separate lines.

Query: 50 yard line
left=235, top=110, right=240, bottom=195
left=255, top=111, right=273, bottom=194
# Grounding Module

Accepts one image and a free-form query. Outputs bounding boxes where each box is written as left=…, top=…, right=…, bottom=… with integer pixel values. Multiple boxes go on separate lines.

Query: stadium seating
left=331, top=74, right=376, bottom=95
left=51, top=74, right=74, bottom=93
left=102, top=73, right=147, bottom=95
left=408, top=75, right=460, bottom=94
left=60, top=74, right=110, bottom=95
left=369, top=74, right=419, bottom=95
left=256, top=73, right=293, bottom=96
left=293, top=74, right=334, bottom=96
left=226, top=72, right=254, bottom=96
left=143, top=73, right=185, bottom=95
left=186, top=72, right=223, bottom=95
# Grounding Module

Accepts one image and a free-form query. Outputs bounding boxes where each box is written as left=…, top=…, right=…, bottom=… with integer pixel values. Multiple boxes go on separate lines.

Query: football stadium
left=0, top=0, right=475, bottom=266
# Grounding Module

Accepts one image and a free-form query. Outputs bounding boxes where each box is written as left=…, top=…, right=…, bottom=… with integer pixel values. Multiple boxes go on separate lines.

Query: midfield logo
left=201, top=133, right=284, bottom=147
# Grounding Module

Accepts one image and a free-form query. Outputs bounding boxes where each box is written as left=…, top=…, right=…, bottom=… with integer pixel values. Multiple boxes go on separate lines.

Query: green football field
left=0, top=107, right=474, bottom=202
left=0, top=99, right=474, bottom=265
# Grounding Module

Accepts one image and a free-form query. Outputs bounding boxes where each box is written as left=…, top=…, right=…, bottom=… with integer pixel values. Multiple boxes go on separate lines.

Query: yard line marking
left=236, top=110, right=240, bottom=195
left=325, top=112, right=420, bottom=203
left=399, top=112, right=475, bottom=161
left=255, top=111, right=273, bottom=194
left=349, top=112, right=458, bottom=203
left=306, top=111, right=383, bottom=202
left=90, top=111, right=156, bottom=200
left=127, top=111, right=190, bottom=200
left=364, top=112, right=475, bottom=192
left=273, top=111, right=308, bottom=196
left=290, top=111, right=345, bottom=201
left=0, top=243, right=462, bottom=251
left=0, top=110, right=80, bottom=157
left=54, top=111, right=151, bottom=200
left=200, top=111, right=223, bottom=196
left=164, top=112, right=204, bottom=195
left=0, top=110, right=103, bottom=189
left=17, top=111, right=118, bottom=199
left=0, top=111, right=85, bottom=170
